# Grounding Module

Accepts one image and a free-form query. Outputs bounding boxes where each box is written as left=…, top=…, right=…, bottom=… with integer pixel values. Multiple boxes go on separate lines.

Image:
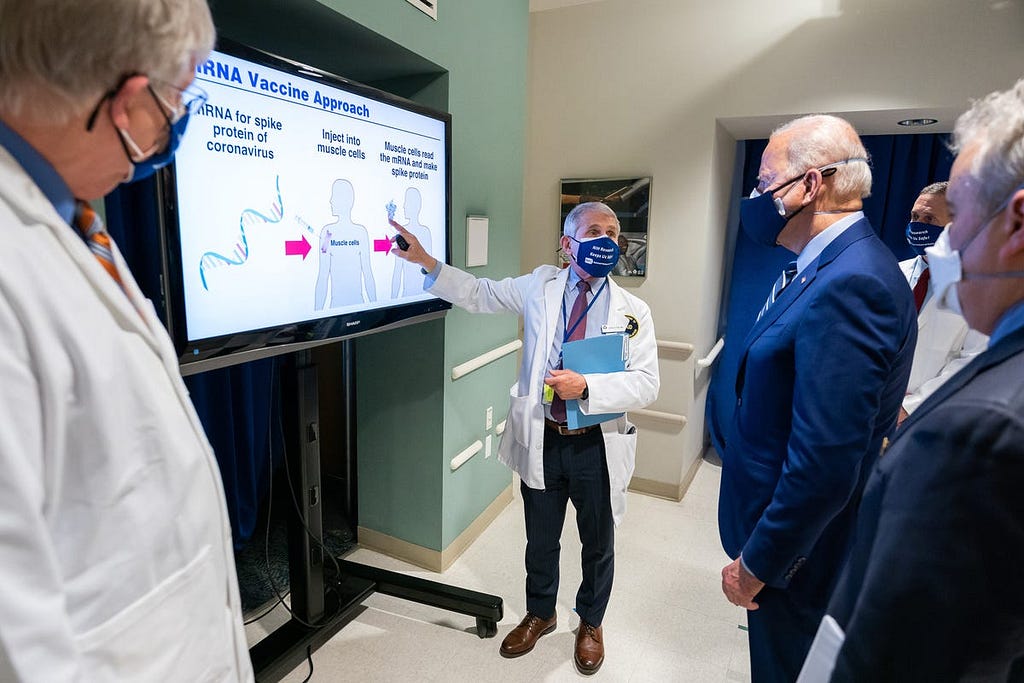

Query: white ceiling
left=529, top=0, right=608, bottom=12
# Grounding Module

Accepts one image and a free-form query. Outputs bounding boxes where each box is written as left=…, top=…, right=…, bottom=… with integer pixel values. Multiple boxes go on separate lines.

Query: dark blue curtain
left=105, top=180, right=280, bottom=548
left=706, top=133, right=954, bottom=458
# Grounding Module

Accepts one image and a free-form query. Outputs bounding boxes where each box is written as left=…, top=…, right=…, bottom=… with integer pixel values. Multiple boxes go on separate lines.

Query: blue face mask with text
left=569, top=235, right=620, bottom=278
left=905, top=221, right=944, bottom=256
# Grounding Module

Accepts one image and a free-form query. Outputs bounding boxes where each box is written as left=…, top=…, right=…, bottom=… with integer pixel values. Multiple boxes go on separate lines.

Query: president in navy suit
left=718, top=114, right=918, bottom=683
left=807, top=79, right=1024, bottom=683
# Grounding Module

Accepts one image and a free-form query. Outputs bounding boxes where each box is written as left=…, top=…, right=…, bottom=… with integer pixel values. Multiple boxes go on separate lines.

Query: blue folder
left=562, top=334, right=627, bottom=429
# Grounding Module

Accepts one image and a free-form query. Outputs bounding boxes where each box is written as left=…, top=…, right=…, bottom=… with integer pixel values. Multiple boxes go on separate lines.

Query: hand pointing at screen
left=390, top=218, right=437, bottom=272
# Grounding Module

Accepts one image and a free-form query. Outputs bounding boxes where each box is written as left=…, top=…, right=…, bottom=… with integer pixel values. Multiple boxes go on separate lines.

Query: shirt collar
left=0, top=117, right=76, bottom=226
left=566, top=266, right=605, bottom=293
left=989, top=300, right=1024, bottom=347
left=796, top=211, right=864, bottom=274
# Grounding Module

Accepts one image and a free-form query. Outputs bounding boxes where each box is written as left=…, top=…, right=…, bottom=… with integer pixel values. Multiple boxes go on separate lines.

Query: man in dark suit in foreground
left=805, top=78, right=1024, bottom=682
left=718, top=114, right=918, bottom=683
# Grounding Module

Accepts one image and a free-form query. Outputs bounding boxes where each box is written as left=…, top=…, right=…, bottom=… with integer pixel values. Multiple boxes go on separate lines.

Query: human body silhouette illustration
left=391, top=187, right=433, bottom=297
left=314, top=179, right=377, bottom=309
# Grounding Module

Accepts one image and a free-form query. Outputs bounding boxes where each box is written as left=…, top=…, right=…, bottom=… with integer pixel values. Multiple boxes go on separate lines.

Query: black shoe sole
left=498, top=622, right=557, bottom=658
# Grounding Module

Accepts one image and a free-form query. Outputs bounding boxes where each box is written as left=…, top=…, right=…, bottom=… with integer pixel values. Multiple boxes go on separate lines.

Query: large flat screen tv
left=158, top=39, right=451, bottom=372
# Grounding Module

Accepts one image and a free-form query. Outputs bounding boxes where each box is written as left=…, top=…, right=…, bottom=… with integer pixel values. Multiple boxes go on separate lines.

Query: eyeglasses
left=149, top=80, right=208, bottom=124
left=85, top=74, right=208, bottom=131
left=755, top=160, right=852, bottom=195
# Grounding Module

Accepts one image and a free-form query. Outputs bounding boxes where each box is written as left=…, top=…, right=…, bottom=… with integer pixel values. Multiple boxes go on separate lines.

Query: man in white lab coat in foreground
left=391, top=203, right=659, bottom=675
left=0, top=1, right=252, bottom=680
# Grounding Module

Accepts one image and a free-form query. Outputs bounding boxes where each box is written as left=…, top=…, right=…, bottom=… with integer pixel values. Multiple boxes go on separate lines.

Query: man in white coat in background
left=0, top=1, right=252, bottom=681
left=898, top=181, right=988, bottom=423
left=391, top=202, right=659, bottom=675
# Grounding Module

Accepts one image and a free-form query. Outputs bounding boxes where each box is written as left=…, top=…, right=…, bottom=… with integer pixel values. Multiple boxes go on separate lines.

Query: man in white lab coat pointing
left=0, top=1, right=252, bottom=681
left=392, top=202, right=659, bottom=675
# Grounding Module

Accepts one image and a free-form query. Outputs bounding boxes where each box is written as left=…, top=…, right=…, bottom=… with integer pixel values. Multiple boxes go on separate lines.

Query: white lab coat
left=429, top=263, right=659, bottom=525
left=0, top=148, right=253, bottom=682
left=900, top=255, right=988, bottom=414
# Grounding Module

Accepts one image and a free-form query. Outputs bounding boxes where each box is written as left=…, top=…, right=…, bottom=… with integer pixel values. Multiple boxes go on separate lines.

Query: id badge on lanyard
left=545, top=279, right=609, bottom=405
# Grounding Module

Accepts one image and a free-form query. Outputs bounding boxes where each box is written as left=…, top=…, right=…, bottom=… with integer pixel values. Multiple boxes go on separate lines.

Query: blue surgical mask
left=568, top=235, right=620, bottom=278
left=118, top=109, right=191, bottom=183
left=905, top=221, right=945, bottom=256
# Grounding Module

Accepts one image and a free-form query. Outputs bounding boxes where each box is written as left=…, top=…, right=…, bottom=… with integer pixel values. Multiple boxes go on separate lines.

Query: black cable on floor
left=299, top=645, right=314, bottom=683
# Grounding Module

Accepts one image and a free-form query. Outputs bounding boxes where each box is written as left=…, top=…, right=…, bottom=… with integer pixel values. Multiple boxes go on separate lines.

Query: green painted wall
left=330, top=0, right=530, bottom=550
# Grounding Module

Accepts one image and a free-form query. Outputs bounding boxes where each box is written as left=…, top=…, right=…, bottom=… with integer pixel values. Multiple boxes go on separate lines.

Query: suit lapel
left=894, top=326, right=1024, bottom=439
left=735, top=218, right=876, bottom=396
left=742, top=258, right=818, bottom=347
left=544, top=267, right=570, bottom=346
left=918, top=287, right=937, bottom=333
left=605, top=276, right=628, bottom=324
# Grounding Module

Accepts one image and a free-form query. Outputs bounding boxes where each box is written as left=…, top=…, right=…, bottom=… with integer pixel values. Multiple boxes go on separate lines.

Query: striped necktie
left=74, top=200, right=124, bottom=289
left=757, top=261, right=798, bottom=322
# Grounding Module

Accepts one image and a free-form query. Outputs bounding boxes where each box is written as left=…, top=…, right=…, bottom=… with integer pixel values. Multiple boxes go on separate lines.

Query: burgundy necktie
left=551, top=279, right=591, bottom=423
left=913, top=266, right=930, bottom=312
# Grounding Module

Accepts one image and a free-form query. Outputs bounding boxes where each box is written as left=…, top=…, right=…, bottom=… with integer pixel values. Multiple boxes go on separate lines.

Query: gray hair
left=563, top=201, right=619, bottom=237
left=951, top=78, right=1024, bottom=216
left=772, top=114, right=873, bottom=202
left=0, top=0, right=215, bottom=122
left=919, top=181, right=949, bottom=197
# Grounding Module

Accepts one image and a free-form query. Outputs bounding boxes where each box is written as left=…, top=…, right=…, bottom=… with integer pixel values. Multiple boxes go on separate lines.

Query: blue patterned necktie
left=757, top=261, right=798, bottom=322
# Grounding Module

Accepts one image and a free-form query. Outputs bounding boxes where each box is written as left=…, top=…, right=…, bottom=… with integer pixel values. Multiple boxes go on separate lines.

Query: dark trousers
left=520, top=425, right=614, bottom=627
left=746, top=585, right=823, bottom=683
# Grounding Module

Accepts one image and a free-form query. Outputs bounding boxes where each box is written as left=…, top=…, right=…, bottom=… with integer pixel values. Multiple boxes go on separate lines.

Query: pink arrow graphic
left=373, top=238, right=393, bottom=253
left=285, top=235, right=311, bottom=260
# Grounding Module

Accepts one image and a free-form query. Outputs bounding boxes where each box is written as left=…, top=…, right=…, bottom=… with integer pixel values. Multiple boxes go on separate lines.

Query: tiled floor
left=246, top=461, right=752, bottom=682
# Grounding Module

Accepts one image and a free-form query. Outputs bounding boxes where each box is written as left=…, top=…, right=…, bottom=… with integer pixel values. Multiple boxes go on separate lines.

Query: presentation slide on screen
left=173, top=49, right=447, bottom=342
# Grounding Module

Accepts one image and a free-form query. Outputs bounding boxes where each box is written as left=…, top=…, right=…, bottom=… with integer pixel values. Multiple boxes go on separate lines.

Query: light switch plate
left=466, top=215, right=488, bottom=267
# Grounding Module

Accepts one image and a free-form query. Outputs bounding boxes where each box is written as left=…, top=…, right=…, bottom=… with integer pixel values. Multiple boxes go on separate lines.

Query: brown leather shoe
left=574, top=621, right=604, bottom=674
left=499, top=612, right=557, bottom=658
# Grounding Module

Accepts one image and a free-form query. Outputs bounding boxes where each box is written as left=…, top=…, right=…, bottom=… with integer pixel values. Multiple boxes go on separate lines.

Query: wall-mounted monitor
left=158, top=39, right=451, bottom=372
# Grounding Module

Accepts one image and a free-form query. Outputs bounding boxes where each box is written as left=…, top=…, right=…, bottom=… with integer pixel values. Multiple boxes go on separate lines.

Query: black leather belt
left=544, top=418, right=600, bottom=436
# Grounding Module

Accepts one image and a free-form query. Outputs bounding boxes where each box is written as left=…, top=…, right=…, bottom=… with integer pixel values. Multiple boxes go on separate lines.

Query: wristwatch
left=580, top=385, right=589, bottom=401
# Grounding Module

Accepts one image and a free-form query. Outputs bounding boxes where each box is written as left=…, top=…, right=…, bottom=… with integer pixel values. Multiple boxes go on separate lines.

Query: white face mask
left=924, top=182, right=1024, bottom=319
left=924, top=226, right=964, bottom=315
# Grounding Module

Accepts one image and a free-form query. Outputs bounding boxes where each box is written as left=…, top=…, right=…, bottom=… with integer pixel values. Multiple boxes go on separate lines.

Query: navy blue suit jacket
left=719, top=217, right=917, bottom=606
left=827, top=325, right=1024, bottom=682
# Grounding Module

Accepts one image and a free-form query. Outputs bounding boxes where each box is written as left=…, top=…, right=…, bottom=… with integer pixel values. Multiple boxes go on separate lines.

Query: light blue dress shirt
left=796, top=211, right=864, bottom=274
left=0, top=118, right=75, bottom=226
left=988, top=300, right=1024, bottom=347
